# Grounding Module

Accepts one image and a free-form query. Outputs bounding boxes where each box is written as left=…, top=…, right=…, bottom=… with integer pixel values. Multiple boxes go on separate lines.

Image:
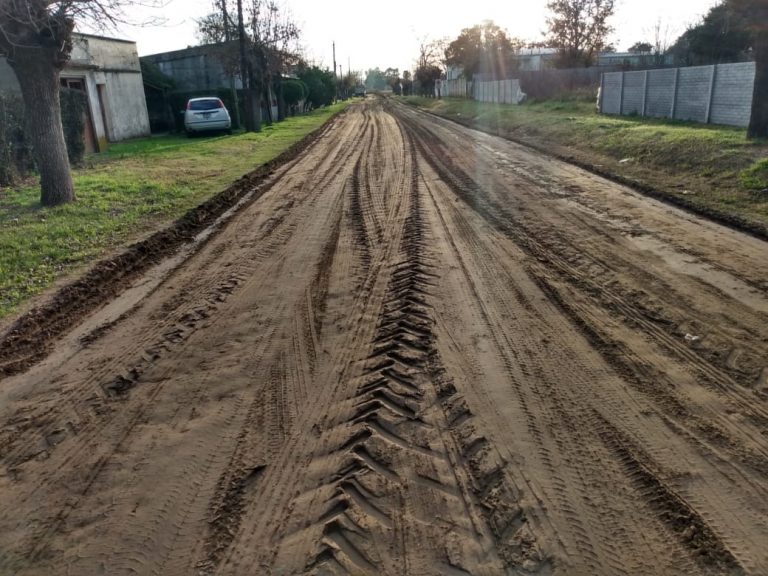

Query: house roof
left=75, top=32, right=137, bottom=45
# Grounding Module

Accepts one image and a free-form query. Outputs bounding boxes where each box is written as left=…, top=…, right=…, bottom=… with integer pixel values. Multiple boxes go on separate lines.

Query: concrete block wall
left=709, top=62, right=755, bottom=127
left=675, top=65, right=712, bottom=122
left=621, top=71, right=645, bottom=115
left=645, top=68, right=676, bottom=118
left=600, top=62, right=755, bottom=127
left=473, top=79, right=524, bottom=105
left=601, top=73, right=622, bottom=114
left=444, top=78, right=468, bottom=98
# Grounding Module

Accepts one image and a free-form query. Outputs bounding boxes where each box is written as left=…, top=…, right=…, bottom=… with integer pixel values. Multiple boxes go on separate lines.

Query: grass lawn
left=0, top=102, right=349, bottom=319
left=403, top=96, right=768, bottom=233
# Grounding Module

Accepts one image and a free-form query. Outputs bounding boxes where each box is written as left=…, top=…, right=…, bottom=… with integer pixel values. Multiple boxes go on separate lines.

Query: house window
left=61, top=77, right=86, bottom=91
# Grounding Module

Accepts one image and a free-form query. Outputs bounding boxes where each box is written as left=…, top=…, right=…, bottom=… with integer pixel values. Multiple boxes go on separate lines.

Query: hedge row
left=0, top=88, right=87, bottom=187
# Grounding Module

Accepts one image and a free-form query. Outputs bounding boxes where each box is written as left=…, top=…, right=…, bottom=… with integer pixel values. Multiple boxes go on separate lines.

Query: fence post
left=599, top=73, right=605, bottom=113
left=618, top=71, right=625, bottom=115
left=641, top=70, right=649, bottom=116
left=670, top=67, right=679, bottom=119
left=705, top=64, right=717, bottom=124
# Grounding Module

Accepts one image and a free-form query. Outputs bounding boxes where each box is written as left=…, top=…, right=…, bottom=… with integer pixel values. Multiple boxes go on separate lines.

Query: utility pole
left=333, top=41, right=337, bottom=102
left=237, top=0, right=255, bottom=131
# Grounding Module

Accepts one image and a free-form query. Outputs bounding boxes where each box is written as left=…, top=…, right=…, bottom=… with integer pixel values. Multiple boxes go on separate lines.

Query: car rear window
left=189, top=99, right=223, bottom=111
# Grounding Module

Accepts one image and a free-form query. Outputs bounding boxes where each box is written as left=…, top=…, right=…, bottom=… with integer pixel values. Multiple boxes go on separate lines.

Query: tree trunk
left=264, top=78, right=274, bottom=125
left=250, top=63, right=262, bottom=132
left=237, top=0, right=255, bottom=132
left=747, top=35, right=768, bottom=139
left=10, top=48, right=75, bottom=206
left=277, top=77, right=286, bottom=121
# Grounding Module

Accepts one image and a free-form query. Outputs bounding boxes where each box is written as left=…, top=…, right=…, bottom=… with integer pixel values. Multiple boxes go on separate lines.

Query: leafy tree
left=402, top=70, right=413, bottom=95
left=281, top=78, right=306, bottom=115
left=365, top=68, right=387, bottom=90
left=546, top=0, right=616, bottom=68
left=668, top=2, right=750, bottom=66
left=0, top=0, right=160, bottom=205
left=296, top=65, right=335, bottom=109
left=667, top=0, right=764, bottom=138
left=383, top=67, right=400, bottom=88
left=414, top=64, right=442, bottom=97
left=445, top=21, right=521, bottom=79
left=628, top=41, right=653, bottom=53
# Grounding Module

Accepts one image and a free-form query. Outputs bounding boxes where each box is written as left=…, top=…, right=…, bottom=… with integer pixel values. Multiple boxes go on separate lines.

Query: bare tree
left=0, top=0, right=162, bottom=206
left=247, top=0, right=299, bottom=126
left=546, top=0, right=615, bottom=68
left=196, top=1, right=242, bottom=129
left=650, top=17, right=672, bottom=64
left=414, top=38, right=444, bottom=97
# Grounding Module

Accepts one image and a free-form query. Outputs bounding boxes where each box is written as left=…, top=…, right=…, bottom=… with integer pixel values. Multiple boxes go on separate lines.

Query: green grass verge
left=0, top=102, right=349, bottom=319
left=403, top=96, right=768, bottom=232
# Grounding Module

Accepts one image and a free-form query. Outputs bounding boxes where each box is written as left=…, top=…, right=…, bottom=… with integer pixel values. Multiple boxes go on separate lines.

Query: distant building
left=0, top=33, right=151, bottom=152
left=515, top=48, right=559, bottom=71
left=597, top=51, right=674, bottom=68
left=141, top=43, right=242, bottom=93
left=142, top=43, right=277, bottom=123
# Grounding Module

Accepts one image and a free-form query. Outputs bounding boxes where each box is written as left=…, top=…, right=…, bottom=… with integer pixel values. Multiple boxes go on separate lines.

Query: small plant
left=0, top=93, right=34, bottom=186
left=739, top=159, right=768, bottom=191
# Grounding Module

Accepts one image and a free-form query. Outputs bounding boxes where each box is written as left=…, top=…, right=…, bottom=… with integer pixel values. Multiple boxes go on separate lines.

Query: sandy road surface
left=1, top=98, right=768, bottom=575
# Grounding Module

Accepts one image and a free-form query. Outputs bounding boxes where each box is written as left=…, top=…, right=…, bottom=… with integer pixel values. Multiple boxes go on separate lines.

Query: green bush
left=0, top=93, right=33, bottom=186
left=740, top=159, right=768, bottom=191
left=297, top=66, right=336, bottom=109
left=0, top=88, right=87, bottom=186
left=282, top=78, right=308, bottom=116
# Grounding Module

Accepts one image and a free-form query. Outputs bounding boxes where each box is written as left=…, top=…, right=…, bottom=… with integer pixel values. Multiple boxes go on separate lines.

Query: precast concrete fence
left=444, top=78, right=470, bottom=98
left=472, top=79, right=526, bottom=105
left=443, top=78, right=526, bottom=104
left=599, top=62, right=755, bottom=127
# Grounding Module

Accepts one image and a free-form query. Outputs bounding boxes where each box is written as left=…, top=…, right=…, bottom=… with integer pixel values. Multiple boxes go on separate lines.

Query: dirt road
left=1, top=98, right=767, bottom=575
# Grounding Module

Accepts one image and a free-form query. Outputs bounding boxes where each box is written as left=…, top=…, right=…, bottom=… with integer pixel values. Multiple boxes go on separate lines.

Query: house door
left=60, top=76, right=98, bottom=154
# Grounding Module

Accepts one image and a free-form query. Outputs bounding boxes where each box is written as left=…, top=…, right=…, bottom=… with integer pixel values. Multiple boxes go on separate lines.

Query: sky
left=108, top=0, right=721, bottom=74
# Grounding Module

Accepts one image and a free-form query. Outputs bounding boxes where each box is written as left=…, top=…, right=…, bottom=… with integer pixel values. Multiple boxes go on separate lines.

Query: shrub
left=0, top=93, right=33, bottom=186
left=282, top=79, right=308, bottom=116
left=0, top=88, right=87, bottom=186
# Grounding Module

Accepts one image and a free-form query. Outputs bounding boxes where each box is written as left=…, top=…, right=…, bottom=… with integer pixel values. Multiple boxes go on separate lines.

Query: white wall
left=1, top=34, right=151, bottom=143
left=78, top=36, right=150, bottom=141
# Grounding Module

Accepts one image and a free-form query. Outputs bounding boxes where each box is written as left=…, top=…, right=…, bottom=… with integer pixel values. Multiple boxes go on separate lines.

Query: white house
left=0, top=33, right=151, bottom=152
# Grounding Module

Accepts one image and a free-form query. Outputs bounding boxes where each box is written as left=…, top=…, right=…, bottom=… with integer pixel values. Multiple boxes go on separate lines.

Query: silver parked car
left=184, top=97, right=232, bottom=135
